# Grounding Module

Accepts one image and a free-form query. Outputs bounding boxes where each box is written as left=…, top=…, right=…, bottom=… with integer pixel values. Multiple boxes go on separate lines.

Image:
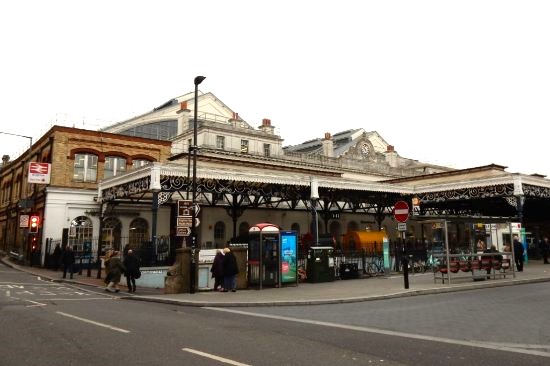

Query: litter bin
left=306, top=246, right=335, bottom=283
left=339, top=262, right=359, bottom=279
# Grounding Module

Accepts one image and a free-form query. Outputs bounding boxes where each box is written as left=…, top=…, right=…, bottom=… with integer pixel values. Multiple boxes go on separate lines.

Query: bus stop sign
left=393, top=201, right=409, bottom=223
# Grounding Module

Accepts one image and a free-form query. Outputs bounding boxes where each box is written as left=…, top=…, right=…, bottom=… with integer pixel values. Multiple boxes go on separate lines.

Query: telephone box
left=248, top=223, right=298, bottom=289
left=248, top=223, right=280, bottom=289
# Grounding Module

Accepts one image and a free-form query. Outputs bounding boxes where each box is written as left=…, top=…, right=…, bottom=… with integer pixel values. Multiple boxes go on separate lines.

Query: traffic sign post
left=393, top=201, right=409, bottom=223
left=176, top=200, right=201, bottom=237
left=394, top=201, right=410, bottom=289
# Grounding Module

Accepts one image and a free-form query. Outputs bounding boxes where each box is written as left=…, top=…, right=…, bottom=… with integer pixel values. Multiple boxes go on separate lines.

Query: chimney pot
left=180, top=101, right=188, bottom=110
left=387, top=145, right=395, bottom=152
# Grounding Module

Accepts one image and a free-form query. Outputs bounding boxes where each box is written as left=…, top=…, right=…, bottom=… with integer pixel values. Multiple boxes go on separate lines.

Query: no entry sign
left=393, top=201, right=409, bottom=223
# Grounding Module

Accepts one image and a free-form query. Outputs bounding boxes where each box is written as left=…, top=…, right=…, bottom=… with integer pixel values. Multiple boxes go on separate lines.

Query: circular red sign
left=393, top=201, right=410, bottom=223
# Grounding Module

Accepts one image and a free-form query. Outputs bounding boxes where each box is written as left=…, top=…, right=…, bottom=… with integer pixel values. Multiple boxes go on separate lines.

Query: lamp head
left=194, top=76, right=206, bottom=86
left=310, top=177, right=319, bottom=200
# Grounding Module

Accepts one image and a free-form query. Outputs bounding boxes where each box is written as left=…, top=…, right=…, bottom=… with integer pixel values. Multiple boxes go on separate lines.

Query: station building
left=1, top=91, right=549, bottom=269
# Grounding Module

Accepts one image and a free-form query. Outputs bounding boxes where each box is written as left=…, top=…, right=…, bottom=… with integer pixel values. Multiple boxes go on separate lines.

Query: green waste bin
left=306, top=246, right=335, bottom=283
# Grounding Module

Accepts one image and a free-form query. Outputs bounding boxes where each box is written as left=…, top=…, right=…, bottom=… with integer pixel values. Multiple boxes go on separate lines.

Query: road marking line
left=56, top=311, right=130, bottom=333
left=182, top=348, right=251, bottom=366
left=36, top=297, right=111, bottom=301
left=204, top=307, right=550, bottom=358
left=24, top=299, right=46, bottom=307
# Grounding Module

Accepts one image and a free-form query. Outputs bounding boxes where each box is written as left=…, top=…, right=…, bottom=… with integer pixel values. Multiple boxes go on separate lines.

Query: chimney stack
left=385, top=145, right=397, bottom=167
left=1, top=155, right=10, bottom=168
left=176, top=101, right=191, bottom=135
left=229, top=112, right=240, bottom=127
left=259, top=118, right=275, bottom=134
left=321, top=132, right=334, bottom=158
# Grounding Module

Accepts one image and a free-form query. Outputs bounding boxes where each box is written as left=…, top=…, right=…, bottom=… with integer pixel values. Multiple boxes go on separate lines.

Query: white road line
left=56, top=311, right=130, bottom=333
left=204, top=307, right=550, bottom=358
left=182, top=348, right=251, bottom=366
left=24, top=299, right=46, bottom=307
left=35, top=297, right=111, bottom=301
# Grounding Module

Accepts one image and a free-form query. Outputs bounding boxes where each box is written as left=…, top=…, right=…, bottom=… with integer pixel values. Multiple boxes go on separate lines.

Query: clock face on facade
left=361, top=143, right=370, bottom=156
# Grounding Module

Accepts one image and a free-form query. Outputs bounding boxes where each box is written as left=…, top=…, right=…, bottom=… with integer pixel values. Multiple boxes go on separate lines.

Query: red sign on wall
left=28, top=162, right=51, bottom=184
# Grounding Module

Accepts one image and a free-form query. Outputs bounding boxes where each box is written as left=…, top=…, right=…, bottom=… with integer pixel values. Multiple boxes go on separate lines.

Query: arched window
left=104, top=156, right=127, bottom=178
left=214, top=221, right=226, bottom=244
left=129, top=218, right=148, bottom=248
left=102, top=217, right=122, bottom=251
left=329, top=221, right=342, bottom=246
left=73, top=153, right=98, bottom=182
left=68, top=216, right=93, bottom=252
left=291, top=223, right=300, bottom=235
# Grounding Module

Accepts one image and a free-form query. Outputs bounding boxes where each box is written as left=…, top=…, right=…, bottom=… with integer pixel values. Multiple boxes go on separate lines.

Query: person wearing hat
left=104, top=250, right=126, bottom=293
left=222, top=247, right=239, bottom=292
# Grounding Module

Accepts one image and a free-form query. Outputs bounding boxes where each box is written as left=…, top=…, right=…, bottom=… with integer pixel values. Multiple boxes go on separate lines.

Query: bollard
left=402, top=256, right=409, bottom=289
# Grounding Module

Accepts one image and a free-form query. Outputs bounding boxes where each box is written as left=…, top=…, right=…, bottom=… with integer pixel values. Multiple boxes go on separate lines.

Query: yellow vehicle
left=341, top=231, right=387, bottom=254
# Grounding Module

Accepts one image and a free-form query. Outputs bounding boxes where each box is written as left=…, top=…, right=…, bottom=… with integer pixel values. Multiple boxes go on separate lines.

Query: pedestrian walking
left=61, top=245, right=76, bottom=279
left=123, top=249, right=140, bottom=293
left=52, top=244, right=62, bottom=271
left=104, top=250, right=126, bottom=293
left=513, top=236, right=524, bottom=272
left=222, top=247, right=239, bottom=292
left=540, top=236, right=549, bottom=264
left=210, top=249, right=225, bottom=291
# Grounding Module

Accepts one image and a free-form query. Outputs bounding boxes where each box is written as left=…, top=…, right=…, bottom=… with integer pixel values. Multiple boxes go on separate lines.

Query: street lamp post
left=0, top=131, right=32, bottom=151
left=190, top=76, right=205, bottom=294
left=310, top=177, right=320, bottom=246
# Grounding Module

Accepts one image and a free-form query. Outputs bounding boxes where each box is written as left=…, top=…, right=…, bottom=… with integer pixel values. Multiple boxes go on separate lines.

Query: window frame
left=104, top=156, right=127, bottom=178
left=240, top=139, right=249, bottom=154
left=73, top=153, right=98, bottom=182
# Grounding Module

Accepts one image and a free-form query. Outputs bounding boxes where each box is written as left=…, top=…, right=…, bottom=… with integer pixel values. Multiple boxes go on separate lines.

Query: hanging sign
left=28, top=162, right=51, bottom=184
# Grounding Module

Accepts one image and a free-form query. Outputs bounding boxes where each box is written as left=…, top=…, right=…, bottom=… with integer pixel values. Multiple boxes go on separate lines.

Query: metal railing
left=43, top=236, right=177, bottom=269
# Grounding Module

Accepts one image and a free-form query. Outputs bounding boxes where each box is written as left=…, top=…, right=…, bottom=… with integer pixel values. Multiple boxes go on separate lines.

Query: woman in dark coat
left=61, top=245, right=75, bottom=279
left=105, top=250, right=126, bottom=293
left=222, top=248, right=239, bottom=292
left=52, top=244, right=62, bottom=271
left=123, top=249, right=140, bottom=293
left=210, top=250, right=225, bottom=291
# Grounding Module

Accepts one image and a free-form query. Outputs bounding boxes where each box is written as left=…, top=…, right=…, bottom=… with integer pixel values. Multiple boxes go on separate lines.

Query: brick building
left=0, top=126, right=171, bottom=263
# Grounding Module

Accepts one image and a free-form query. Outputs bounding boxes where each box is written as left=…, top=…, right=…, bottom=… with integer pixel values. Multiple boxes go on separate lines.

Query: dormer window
left=216, top=136, right=225, bottom=150
left=240, top=140, right=249, bottom=154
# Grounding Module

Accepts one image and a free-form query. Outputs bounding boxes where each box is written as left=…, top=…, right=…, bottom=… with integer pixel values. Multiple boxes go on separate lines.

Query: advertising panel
left=280, top=231, right=297, bottom=283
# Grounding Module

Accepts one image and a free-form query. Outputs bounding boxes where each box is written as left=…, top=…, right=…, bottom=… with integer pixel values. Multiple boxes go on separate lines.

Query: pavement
left=2, top=254, right=550, bottom=307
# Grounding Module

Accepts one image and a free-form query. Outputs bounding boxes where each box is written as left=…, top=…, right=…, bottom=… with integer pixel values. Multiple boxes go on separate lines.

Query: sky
left=1, top=1, right=549, bottom=176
